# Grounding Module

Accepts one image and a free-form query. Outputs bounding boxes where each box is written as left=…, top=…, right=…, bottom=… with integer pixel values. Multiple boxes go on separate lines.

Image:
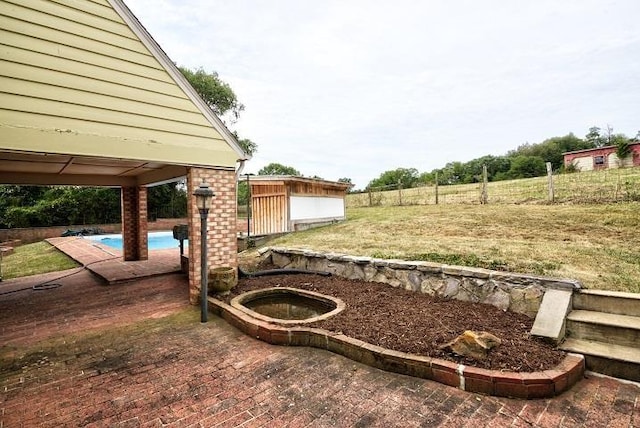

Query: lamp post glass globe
left=194, top=181, right=215, bottom=213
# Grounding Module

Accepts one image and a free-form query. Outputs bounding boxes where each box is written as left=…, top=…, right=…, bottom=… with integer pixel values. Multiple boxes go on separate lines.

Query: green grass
left=265, top=203, right=640, bottom=293
left=1, top=242, right=79, bottom=280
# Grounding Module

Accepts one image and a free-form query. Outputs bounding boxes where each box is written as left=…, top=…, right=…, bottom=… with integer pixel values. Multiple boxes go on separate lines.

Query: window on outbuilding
left=594, top=155, right=605, bottom=167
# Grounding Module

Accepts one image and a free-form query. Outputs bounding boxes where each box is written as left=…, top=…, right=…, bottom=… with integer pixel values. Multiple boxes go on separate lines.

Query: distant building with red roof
left=563, top=143, right=640, bottom=171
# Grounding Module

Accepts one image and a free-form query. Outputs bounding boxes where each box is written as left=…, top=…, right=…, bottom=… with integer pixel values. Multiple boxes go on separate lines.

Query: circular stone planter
left=231, top=287, right=345, bottom=325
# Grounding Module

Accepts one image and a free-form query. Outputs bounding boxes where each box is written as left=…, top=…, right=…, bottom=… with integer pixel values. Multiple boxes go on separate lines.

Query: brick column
left=121, top=186, right=148, bottom=261
left=187, top=167, right=237, bottom=304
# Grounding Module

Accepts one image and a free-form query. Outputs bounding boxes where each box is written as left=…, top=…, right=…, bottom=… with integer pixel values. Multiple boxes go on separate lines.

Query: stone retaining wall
left=268, top=247, right=582, bottom=318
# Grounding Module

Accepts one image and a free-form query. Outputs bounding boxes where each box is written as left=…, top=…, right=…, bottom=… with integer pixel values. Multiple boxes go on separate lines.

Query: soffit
left=0, top=150, right=187, bottom=186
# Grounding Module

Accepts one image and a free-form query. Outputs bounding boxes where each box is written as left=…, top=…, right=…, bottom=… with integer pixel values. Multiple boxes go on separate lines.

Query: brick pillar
left=187, top=167, right=237, bottom=304
left=121, top=186, right=148, bottom=261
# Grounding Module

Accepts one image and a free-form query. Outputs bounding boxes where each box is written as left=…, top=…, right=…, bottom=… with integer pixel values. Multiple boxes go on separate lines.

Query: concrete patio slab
left=47, top=236, right=182, bottom=283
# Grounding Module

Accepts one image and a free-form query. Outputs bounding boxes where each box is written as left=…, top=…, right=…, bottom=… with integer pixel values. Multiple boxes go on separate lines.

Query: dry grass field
left=268, top=203, right=640, bottom=293
left=347, top=167, right=640, bottom=206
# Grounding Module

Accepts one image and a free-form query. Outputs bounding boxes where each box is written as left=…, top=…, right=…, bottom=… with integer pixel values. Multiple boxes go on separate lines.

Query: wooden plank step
left=561, top=338, right=640, bottom=364
left=567, top=310, right=640, bottom=330
left=560, top=338, right=640, bottom=382
left=566, top=310, right=640, bottom=348
left=573, top=289, right=640, bottom=317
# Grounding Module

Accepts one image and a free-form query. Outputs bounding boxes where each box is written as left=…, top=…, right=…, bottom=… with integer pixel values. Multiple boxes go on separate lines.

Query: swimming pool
left=84, top=231, right=187, bottom=251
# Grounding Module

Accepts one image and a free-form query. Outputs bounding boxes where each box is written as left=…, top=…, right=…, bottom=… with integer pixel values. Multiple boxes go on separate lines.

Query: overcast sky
left=125, top=0, right=640, bottom=189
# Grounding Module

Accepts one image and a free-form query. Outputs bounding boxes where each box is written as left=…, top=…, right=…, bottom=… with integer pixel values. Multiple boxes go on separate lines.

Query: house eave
left=108, top=0, right=251, bottom=163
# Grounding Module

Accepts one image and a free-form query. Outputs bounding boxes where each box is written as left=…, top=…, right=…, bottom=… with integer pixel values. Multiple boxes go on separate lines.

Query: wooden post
left=246, top=174, right=251, bottom=238
left=368, top=188, right=372, bottom=207
left=480, top=165, right=488, bottom=204
left=435, top=172, right=439, bottom=205
left=546, top=162, right=554, bottom=203
left=398, top=180, right=403, bottom=206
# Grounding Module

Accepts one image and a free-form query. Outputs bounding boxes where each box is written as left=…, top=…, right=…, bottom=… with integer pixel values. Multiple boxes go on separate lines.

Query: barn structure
left=0, top=0, right=249, bottom=304
left=246, top=176, right=351, bottom=236
left=563, top=143, right=640, bottom=171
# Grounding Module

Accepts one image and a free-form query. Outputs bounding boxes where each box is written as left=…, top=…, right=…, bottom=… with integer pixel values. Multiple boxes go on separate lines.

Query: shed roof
left=242, top=175, right=352, bottom=191
left=0, top=0, right=248, bottom=186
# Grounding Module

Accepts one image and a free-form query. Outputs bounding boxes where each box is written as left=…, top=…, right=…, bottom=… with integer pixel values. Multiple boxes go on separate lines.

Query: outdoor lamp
left=194, top=182, right=214, bottom=212
left=193, top=181, right=215, bottom=323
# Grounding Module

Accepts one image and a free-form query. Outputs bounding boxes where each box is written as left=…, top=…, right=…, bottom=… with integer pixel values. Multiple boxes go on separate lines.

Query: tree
left=237, top=181, right=250, bottom=206
left=258, top=163, right=301, bottom=176
left=616, top=139, right=632, bottom=166
left=508, top=133, right=592, bottom=171
left=367, top=168, right=419, bottom=189
left=1, top=186, right=121, bottom=228
left=180, top=67, right=257, bottom=157
left=584, top=125, right=628, bottom=148
left=431, top=162, right=465, bottom=185
left=505, top=156, right=547, bottom=179
left=337, top=177, right=355, bottom=193
left=585, top=126, right=605, bottom=147
left=148, top=183, right=187, bottom=219
left=233, top=133, right=258, bottom=157
left=179, top=67, right=244, bottom=121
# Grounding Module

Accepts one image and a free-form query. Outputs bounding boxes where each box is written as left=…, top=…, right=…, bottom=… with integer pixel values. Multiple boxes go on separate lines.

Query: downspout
left=236, top=161, right=250, bottom=239
left=236, top=159, right=246, bottom=178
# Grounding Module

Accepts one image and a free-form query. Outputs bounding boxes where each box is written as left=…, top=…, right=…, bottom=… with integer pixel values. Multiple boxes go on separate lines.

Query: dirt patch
left=225, top=272, right=565, bottom=372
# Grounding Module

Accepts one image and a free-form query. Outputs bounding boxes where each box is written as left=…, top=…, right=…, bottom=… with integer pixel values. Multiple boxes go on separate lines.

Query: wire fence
left=347, top=166, right=640, bottom=207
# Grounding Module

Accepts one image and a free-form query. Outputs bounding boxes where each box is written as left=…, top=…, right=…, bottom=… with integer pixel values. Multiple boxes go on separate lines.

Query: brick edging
left=207, top=297, right=584, bottom=399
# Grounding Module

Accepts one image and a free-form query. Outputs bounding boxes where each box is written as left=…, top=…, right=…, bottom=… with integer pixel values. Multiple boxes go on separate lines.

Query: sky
left=125, top=0, right=640, bottom=189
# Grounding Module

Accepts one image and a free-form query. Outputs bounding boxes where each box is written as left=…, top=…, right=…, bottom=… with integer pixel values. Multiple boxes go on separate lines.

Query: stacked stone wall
left=269, top=247, right=581, bottom=318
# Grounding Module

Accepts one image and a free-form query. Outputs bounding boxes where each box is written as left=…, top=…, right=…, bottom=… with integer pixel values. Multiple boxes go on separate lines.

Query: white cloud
left=125, top=0, right=640, bottom=189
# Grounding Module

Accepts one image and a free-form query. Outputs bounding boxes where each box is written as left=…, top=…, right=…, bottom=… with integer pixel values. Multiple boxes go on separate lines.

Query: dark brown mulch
left=224, top=272, right=565, bottom=372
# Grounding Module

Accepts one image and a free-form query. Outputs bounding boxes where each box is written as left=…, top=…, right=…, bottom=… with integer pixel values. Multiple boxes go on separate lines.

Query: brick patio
left=1, top=270, right=639, bottom=427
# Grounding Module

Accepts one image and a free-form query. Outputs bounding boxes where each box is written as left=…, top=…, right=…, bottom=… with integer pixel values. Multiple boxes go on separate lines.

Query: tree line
left=364, top=126, right=639, bottom=190
left=0, top=184, right=188, bottom=229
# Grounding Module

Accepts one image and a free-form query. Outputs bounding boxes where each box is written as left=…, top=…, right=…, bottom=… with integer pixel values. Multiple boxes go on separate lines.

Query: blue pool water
left=85, top=231, right=187, bottom=251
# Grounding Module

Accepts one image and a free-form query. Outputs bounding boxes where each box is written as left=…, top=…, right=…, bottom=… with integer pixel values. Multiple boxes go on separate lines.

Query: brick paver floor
left=1, top=270, right=639, bottom=427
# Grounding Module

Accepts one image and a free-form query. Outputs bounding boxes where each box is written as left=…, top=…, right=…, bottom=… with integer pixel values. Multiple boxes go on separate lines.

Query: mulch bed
left=223, top=272, right=566, bottom=372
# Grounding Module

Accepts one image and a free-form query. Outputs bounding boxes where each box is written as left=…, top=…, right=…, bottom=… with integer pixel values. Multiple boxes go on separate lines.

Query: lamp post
left=193, top=181, right=214, bottom=323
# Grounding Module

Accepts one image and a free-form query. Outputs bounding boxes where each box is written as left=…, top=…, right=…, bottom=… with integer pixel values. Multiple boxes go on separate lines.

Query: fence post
left=435, top=172, right=439, bottom=205
left=398, top=181, right=403, bottom=206
left=480, top=165, right=488, bottom=204
left=368, top=188, right=372, bottom=207
left=546, top=162, right=554, bottom=203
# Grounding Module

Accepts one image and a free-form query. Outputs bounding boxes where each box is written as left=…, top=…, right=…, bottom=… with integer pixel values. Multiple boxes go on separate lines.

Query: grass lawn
left=1, top=241, right=79, bottom=280
left=267, top=203, right=640, bottom=293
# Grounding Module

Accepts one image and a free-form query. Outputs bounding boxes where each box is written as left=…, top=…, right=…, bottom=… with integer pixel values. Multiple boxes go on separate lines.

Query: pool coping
left=207, top=296, right=585, bottom=399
